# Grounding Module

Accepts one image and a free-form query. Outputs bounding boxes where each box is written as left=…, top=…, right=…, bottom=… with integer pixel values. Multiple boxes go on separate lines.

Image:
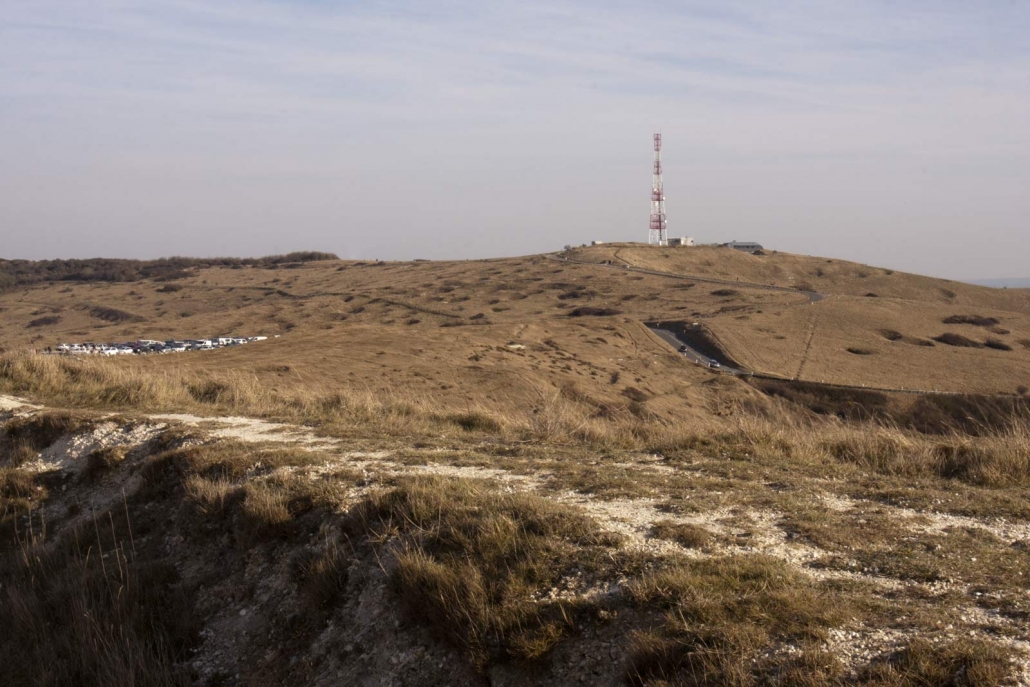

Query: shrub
left=293, top=542, right=349, bottom=611
left=942, top=314, right=1000, bottom=327
left=568, top=307, right=621, bottom=317
left=847, top=347, right=875, bottom=355
left=26, top=315, right=61, bottom=328
left=710, top=289, right=740, bottom=297
left=752, top=380, right=889, bottom=422
left=88, top=305, right=141, bottom=323
left=622, top=387, right=651, bottom=403
left=0, top=468, right=37, bottom=501
left=879, top=329, right=904, bottom=341
left=444, top=411, right=502, bottom=433
left=183, top=475, right=239, bottom=517
left=351, top=477, right=620, bottom=666
left=651, top=521, right=712, bottom=549
left=627, top=555, right=847, bottom=686
left=859, top=638, right=1013, bottom=686
left=983, top=338, right=1012, bottom=351
left=0, top=513, right=196, bottom=686
left=932, top=333, right=982, bottom=348
left=236, top=482, right=293, bottom=544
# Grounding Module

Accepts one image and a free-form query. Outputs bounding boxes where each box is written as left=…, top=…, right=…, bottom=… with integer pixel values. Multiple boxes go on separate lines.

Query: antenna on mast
left=648, top=133, right=667, bottom=246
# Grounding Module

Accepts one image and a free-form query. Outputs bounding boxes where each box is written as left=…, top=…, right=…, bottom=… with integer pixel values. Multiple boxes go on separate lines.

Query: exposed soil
left=4, top=394, right=1029, bottom=686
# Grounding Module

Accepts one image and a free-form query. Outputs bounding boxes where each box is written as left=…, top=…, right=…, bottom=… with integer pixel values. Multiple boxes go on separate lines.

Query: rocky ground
left=2, top=393, right=1029, bottom=686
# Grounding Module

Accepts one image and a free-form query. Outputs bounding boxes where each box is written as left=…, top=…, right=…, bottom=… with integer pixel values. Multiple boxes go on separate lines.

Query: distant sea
left=966, top=278, right=1030, bottom=289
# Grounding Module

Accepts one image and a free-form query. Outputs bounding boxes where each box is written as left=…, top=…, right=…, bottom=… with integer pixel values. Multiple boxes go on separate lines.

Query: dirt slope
left=3, top=396, right=1029, bottom=685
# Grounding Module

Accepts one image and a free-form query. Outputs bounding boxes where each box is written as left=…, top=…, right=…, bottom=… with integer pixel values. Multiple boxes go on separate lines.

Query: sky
left=1, top=1, right=1028, bottom=280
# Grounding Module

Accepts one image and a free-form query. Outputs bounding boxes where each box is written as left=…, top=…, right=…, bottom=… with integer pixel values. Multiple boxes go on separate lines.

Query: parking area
left=47, top=336, right=270, bottom=356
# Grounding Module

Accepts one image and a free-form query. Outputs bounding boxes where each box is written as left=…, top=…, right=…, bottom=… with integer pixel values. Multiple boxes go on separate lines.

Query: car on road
left=678, top=345, right=688, bottom=352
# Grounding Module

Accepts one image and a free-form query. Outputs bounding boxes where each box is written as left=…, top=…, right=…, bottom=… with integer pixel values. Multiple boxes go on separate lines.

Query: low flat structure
left=723, top=241, right=763, bottom=253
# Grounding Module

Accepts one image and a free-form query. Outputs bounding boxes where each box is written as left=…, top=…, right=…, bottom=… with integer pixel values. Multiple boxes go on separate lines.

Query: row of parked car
left=51, top=336, right=269, bottom=356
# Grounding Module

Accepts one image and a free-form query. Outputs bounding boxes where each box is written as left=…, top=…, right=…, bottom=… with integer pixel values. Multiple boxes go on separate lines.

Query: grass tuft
left=84, top=445, right=128, bottom=482
left=859, top=637, right=1014, bottom=686
left=352, top=476, right=621, bottom=665
left=651, top=520, right=714, bottom=549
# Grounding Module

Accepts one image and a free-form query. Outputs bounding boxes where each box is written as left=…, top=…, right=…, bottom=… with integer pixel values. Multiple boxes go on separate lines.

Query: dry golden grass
left=626, top=554, right=850, bottom=686
left=4, top=246, right=1029, bottom=401
left=567, top=244, right=1030, bottom=394
left=574, top=243, right=1030, bottom=310
left=350, top=476, right=623, bottom=665
left=2, top=404, right=1028, bottom=685
left=4, top=351, right=1030, bottom=492
left=2, top=248, right=1030, bottom=682
left=0, top=512, right=194, bottom=686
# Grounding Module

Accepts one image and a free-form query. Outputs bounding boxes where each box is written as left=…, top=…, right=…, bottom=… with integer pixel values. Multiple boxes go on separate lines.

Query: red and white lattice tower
left=648, top=133, right=667, bottom=245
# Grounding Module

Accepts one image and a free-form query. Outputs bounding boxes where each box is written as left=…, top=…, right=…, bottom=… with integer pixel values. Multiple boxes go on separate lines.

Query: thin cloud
left=1, top=1, right=1028, bottom=278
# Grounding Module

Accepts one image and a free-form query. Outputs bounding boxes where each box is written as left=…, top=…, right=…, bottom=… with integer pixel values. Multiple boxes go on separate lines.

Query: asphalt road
left=647, top=325, right=749, bottom=375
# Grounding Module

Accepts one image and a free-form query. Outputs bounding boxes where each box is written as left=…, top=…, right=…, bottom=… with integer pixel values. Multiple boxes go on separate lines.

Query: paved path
left=648, top=324, right=750, bottom=375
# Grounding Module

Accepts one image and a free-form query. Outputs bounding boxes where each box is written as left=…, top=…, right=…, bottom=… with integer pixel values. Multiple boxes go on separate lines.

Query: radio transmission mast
left=649, top=133, right=667, bottom=245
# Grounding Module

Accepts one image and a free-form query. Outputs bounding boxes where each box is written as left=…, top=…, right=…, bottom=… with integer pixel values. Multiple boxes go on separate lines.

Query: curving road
left=647, top=324, right=750, bottom=375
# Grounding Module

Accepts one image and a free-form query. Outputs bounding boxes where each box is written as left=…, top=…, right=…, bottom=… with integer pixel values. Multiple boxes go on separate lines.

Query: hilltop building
left=723, top=241, right=763, bottom=253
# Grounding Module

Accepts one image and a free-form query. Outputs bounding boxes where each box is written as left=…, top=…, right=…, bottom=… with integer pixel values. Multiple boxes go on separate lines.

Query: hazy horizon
left=2, top=1, right=1028, bottom=281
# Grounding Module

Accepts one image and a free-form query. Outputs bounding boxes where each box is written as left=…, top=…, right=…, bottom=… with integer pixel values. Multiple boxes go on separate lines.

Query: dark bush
left=751, top=380, right=890, bottom=422
left=710, top=289, right=740, bottom=297
left=846, top=348, right=875, bottom=355
left=932, top=333, right=982, bottom=348
left=983, top=338, right=1013, bottom=351
left=568, top=307, right=621, bottom=317
left=942, top=315, right=1000, bottom=327
left=902, top=395, right=1030, bottom=436
left=26, top=315, right=61, bottom=328
left=88, top=306, right=141, bottom=323
left=0, top=252, right=338, bottom=291
left=879, top=329, right=903, bottom=341
left=557, top=289, right=596, bottom=300
left=622, top=387, right=651, bottom=403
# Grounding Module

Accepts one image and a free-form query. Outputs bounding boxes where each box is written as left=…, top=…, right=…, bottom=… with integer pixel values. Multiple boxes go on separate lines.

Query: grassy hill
left=2, top=245, right=1030, bottom=685
left=2, top=245, right=1028, bottom=401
